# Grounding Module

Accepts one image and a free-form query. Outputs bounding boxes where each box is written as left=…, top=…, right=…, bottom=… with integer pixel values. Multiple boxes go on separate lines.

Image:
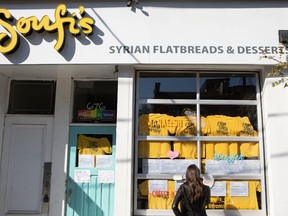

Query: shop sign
left=78, top=102, right=116, bottom=121
left=109, top=45, right=286, bottom=55
left=0, top=4, right=94, bottom=54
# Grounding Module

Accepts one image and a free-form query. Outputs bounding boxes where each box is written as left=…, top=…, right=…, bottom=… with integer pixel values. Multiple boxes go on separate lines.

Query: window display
left=76, top=134, right=112, bottom=168
left=138, top=179, right=179, bottom=210
left=208, top=180, right=261, bottom=210
left=134, top=71, right=264, bottom=214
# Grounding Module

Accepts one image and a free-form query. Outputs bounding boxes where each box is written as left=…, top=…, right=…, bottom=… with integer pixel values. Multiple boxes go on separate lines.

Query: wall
left=262, top=73, right=288, bottom=216
left=114, top=66, right=135, bottom=216
left=49, top=78, right=72, bottom=216
left=0, top=73, right=8, bottom=172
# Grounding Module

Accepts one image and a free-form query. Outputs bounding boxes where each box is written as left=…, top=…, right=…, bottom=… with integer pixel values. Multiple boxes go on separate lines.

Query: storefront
left=0, top=1, right=288, bottom=216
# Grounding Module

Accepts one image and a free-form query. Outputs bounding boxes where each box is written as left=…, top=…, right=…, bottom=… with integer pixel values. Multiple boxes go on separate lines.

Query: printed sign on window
left=211, top=181, right=226, bottom=197
left=230, top=181, right=249, bottom=197
left=148, top=180, right=168, bottom=193
left=98, top=170, right=115, bottom=184
left=78, top=155, right=94, bottom=168
left=74, top=170, right=91, bottom=183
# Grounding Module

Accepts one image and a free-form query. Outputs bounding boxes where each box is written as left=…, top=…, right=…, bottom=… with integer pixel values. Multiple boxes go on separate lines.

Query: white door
left=0, top=116, right=53, bottom=216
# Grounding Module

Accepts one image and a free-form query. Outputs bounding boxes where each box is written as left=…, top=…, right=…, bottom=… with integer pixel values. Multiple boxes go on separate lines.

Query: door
left=66, top=126, right=116, bottom=216
left=0, top=116, right=53, bottom=216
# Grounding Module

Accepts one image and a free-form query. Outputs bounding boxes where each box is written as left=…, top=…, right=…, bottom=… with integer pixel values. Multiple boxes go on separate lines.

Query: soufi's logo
left=213, top=152, right=244, bottom=164
left=0, top=4, right=94, bottom=54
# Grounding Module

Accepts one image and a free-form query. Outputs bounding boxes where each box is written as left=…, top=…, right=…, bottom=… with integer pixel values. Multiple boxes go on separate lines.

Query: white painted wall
left=114, top=65, right=134, bottom=216
left=0, top=73, right=8, bottom=171
left=262, top=74, right=288, bottom=216
left=49, top=78, right=72, bottom=216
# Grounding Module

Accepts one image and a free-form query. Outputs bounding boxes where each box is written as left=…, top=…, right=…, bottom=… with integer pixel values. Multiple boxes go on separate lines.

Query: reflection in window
left=8, top=80, right=56, bottom=114
left=200, top=73, right=256, bottom=100
left=139, top=72, right=196, bottom=99
left=139, top=104, right=197, bottom=117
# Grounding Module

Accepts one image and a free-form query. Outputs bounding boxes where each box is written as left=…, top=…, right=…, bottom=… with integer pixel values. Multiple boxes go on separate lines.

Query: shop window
left=8, top=80, right=56, bottom=114
left=134, top=71, right=265, bottom=215
left=207, top=180, right=262, bottom=210
left=139, top=72, right=196, bottom=99
left=72, top=81, right=118, bottom=123
left=76, top=134, right=113, bottom=168
left=200, top=73, right=256, bottom=100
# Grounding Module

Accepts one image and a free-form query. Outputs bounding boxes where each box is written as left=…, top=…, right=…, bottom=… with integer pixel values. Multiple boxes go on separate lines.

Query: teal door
left=66, top=126, right=116, bottom=216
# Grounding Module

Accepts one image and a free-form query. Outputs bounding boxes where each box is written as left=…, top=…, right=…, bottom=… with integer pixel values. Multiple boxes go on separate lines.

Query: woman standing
left=172, top=164, right=211, bottom=216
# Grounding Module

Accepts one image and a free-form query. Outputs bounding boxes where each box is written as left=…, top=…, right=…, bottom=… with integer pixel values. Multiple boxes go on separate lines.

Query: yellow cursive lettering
left=1, top=4, right=95, bottom=54
left=79, top=17, right=94, bottom=35
left=0, top=8, right=19, bottom=54
left=78, top=5, right=93, bottom=35
left=51, top=4, right=80, bottom=51
left=16, top=16, right=36, bottom=35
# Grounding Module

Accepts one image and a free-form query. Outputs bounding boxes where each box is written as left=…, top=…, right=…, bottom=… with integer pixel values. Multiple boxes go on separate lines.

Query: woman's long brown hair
left=184, top=164, right=203, bottom=203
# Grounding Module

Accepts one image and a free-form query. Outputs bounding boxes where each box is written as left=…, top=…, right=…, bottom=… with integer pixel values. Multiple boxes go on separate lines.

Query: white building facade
left=0, top=1, right=288, bottom=216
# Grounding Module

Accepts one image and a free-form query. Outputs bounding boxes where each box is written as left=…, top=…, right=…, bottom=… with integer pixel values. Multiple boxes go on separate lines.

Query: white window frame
left=133, top=70, right=267, bottom=216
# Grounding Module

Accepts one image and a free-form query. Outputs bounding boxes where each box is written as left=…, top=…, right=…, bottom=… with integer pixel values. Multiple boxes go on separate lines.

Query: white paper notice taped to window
left=211, top=181, right=226, bottom=197
left=96, top=155, right=113, bottom=168
left=142, top=159, right=162, bottom=174
left=149, top=180, right=168, bottom=193
left=98, top=170, right=115, bottom=184
left=230, top=181, right=249, bottom=197
left=78, top=155, right=94, bottom=168
left=74, top=170, right=91, bottom=183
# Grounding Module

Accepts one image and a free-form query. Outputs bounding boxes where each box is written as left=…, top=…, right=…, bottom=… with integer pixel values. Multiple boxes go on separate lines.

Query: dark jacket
left=172, top=183, right=211, bottom=216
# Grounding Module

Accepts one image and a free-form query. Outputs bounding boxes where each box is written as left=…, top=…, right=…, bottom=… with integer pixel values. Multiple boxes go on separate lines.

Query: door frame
left=66, top=125, right=116, bottom=216
left=0, top=115, right=53, bottom=216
